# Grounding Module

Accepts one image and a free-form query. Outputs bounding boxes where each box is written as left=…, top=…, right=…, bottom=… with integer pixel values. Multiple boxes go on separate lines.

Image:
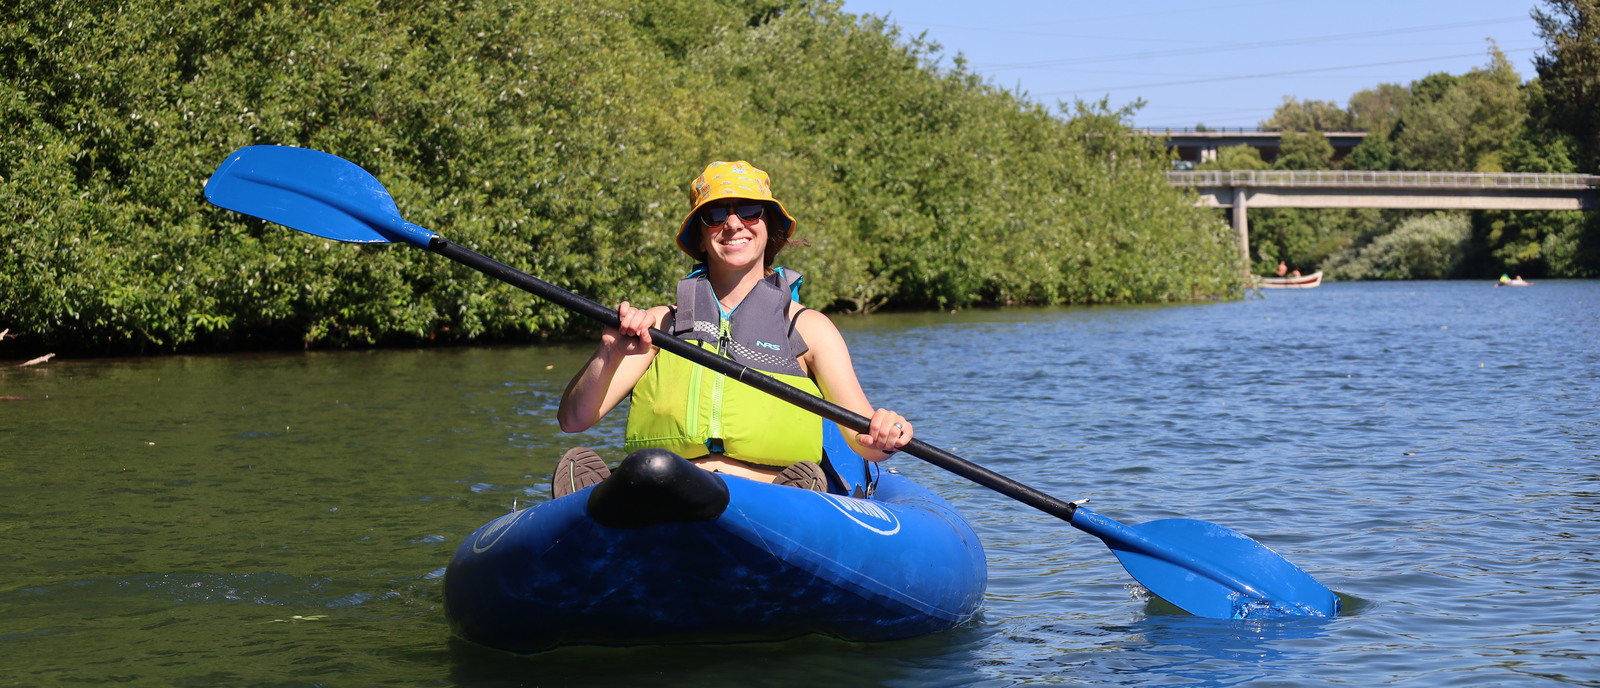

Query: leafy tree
left=1506, top=79, right=1581, bottom=174
left=1344, top=133, right=1394, bottom=171
left=1261, top=97, right=1351, bottom=131
left=1346, top=83, right=1410, bottom=134
left=1473, top=116, right=1591, bottom=278
left=1533, top=0, right=1600, bottom=172
left=1459, top=46, right=1529, bottom=172
left=1391, top=47, right=1526, bottom=172
left=1274, top=130, right=1335, bottom=171
left=1409, top=72, right=1461, bottom=105
left=1528, top=0, right=1600, bottom=275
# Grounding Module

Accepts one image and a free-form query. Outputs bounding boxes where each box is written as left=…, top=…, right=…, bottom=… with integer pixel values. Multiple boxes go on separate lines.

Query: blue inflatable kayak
left=444, top=422, right=987, bottom=652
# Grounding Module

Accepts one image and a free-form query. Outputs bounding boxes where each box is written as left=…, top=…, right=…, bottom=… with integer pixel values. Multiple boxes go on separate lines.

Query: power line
left=893, top=0, right=1288, bottom=33
left=1038, top=46, right=1537, bottom=97
left=965, top=17, right=1529, bottom=71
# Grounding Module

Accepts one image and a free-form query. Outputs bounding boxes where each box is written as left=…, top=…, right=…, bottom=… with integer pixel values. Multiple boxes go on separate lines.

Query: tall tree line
left=1201, top=0, right=1600, bottom=280
left=1, top=0, right=1238, bottom=356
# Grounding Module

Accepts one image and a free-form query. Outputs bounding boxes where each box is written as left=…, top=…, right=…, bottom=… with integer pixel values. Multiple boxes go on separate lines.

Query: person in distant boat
left=1276, top=261, right=1288, bottom=277
left=1291, top=269, right=1301, bottom=278
left=1496, top=274, right=1532, bottom=287
left=553, top=160, right=913, bottom=497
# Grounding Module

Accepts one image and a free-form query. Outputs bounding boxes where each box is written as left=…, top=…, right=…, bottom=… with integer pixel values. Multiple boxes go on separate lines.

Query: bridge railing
left=1167, top=170, right=1600, bottom=190
left=1140, top=128, right=1368, bottom=135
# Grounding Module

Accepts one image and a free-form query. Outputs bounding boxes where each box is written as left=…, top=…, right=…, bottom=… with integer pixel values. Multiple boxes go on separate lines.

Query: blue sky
left=836, top=1, right=1545, bottom=130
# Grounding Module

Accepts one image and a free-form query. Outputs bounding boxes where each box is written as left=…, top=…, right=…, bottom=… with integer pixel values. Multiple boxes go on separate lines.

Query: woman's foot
left=774, top=460, right=828, bottom=491
left=551, top=447, right=611, bottom=498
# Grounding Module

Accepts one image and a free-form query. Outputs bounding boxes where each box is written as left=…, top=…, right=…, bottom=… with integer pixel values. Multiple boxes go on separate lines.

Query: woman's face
left=696, top=200, right=769, bottom=270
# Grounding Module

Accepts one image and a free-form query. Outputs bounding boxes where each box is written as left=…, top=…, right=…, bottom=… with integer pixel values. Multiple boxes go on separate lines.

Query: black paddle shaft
left=428, top=237, right=1081, bottom=521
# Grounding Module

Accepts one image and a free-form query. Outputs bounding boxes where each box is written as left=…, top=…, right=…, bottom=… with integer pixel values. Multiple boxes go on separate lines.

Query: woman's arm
left=793, top=308, right=913, bottom=460
left=556, top=302, right=669, bottom=432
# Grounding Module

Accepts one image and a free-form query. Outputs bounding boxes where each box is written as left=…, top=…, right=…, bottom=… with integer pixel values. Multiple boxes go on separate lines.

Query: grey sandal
left=552, top=447, right=611, bottom=498
left=774, top=460, right=828, bottom=492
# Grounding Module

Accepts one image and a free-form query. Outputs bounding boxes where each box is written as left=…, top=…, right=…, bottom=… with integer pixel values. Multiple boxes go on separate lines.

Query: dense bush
left=1, top=0, right=1239, bottom=355
left=1323, top=212, right=1473, bottom=280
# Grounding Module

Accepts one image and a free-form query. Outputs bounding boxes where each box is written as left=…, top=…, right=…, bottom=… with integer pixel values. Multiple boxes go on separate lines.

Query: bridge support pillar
left=1232, top=186, right=1250, bottom=275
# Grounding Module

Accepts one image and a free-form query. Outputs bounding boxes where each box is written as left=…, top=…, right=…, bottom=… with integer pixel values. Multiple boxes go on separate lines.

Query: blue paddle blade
left=204, top=145, right=436, bottom=248
left=1070, top=506, right=1339, bottom=619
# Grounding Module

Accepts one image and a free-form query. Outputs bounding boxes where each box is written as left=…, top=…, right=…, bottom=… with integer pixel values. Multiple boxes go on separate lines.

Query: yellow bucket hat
left=676, top=160, right=797, bottom=260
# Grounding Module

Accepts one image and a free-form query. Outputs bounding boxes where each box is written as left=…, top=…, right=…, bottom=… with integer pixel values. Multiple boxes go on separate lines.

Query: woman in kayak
left=554, top=160, right=913, bottom=496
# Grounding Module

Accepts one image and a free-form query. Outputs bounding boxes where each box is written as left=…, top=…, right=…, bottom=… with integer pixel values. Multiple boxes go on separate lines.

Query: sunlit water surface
left=2, top=280, right=1596, bottom=686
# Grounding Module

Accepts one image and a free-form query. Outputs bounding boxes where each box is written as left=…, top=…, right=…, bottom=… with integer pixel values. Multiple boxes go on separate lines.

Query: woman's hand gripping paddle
left=204, top=145, right=1340, bottom=619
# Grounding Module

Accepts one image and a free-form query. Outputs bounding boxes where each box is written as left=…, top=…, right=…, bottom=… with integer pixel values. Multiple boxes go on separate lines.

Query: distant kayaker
left=554, top=160, right=914, bottom=497
left=1496, top=274, right=1532, bottom=287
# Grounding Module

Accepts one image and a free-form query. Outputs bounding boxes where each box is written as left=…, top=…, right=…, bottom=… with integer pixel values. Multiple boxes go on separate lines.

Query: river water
left=2, top=280, right=1596, bottom=686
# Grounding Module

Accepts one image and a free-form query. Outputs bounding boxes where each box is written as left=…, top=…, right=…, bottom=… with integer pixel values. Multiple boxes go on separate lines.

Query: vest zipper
left=709, top=318, right=731, bottom=442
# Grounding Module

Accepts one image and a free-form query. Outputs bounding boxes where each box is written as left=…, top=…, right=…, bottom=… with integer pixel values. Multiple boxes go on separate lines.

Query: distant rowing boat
left=1255, top=271, right=1323, bottom=289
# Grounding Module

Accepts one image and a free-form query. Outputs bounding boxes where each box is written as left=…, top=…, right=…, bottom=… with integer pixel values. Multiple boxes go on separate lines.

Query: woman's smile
left=704, top=217, right=764, bottom=262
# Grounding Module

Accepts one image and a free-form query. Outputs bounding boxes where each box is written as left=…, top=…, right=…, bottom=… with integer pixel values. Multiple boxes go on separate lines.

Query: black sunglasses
left=699, top=203, right=766, bottom=227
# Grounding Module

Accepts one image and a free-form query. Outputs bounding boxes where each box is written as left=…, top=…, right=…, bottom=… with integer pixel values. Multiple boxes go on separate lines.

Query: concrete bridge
left=1143, top=129, right=1369, bottom=164
left=1166, top=169, right=1600, bottom=269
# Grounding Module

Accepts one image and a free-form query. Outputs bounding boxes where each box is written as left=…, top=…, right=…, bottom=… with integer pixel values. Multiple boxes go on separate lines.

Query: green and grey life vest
left=623, top=268, right=824, bottom=467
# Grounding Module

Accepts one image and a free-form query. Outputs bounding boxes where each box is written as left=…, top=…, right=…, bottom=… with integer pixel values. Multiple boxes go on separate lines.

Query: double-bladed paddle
left=204, top=145, right=1340, bottom=619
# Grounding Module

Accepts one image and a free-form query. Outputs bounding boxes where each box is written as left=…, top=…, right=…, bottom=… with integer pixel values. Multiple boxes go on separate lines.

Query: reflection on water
left=1011, top=614, right=1333, bottom=688
left=2, top=281, right=1597, bottom=686
left=447, top=631, right=997, bottom=688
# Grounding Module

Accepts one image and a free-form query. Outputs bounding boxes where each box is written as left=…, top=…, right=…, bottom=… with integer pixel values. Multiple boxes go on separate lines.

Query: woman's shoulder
left=786, top=300, right=821, bottom=321
left=790, top=303, right=842, bottom=340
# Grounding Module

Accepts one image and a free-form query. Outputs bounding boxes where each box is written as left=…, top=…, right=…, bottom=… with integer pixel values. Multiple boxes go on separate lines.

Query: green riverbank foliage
left=1322, top=213, right=1473, bottom=280
left=1232, top=21, right=1600, bottom=280
left=1, top=0, right=1238, bottom=355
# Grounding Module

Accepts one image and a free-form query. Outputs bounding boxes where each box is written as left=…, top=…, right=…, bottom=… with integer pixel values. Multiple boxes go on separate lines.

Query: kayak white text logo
left=471, top=509, right=530, bottom=554
left=817, top=493, right=901, bottom=536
